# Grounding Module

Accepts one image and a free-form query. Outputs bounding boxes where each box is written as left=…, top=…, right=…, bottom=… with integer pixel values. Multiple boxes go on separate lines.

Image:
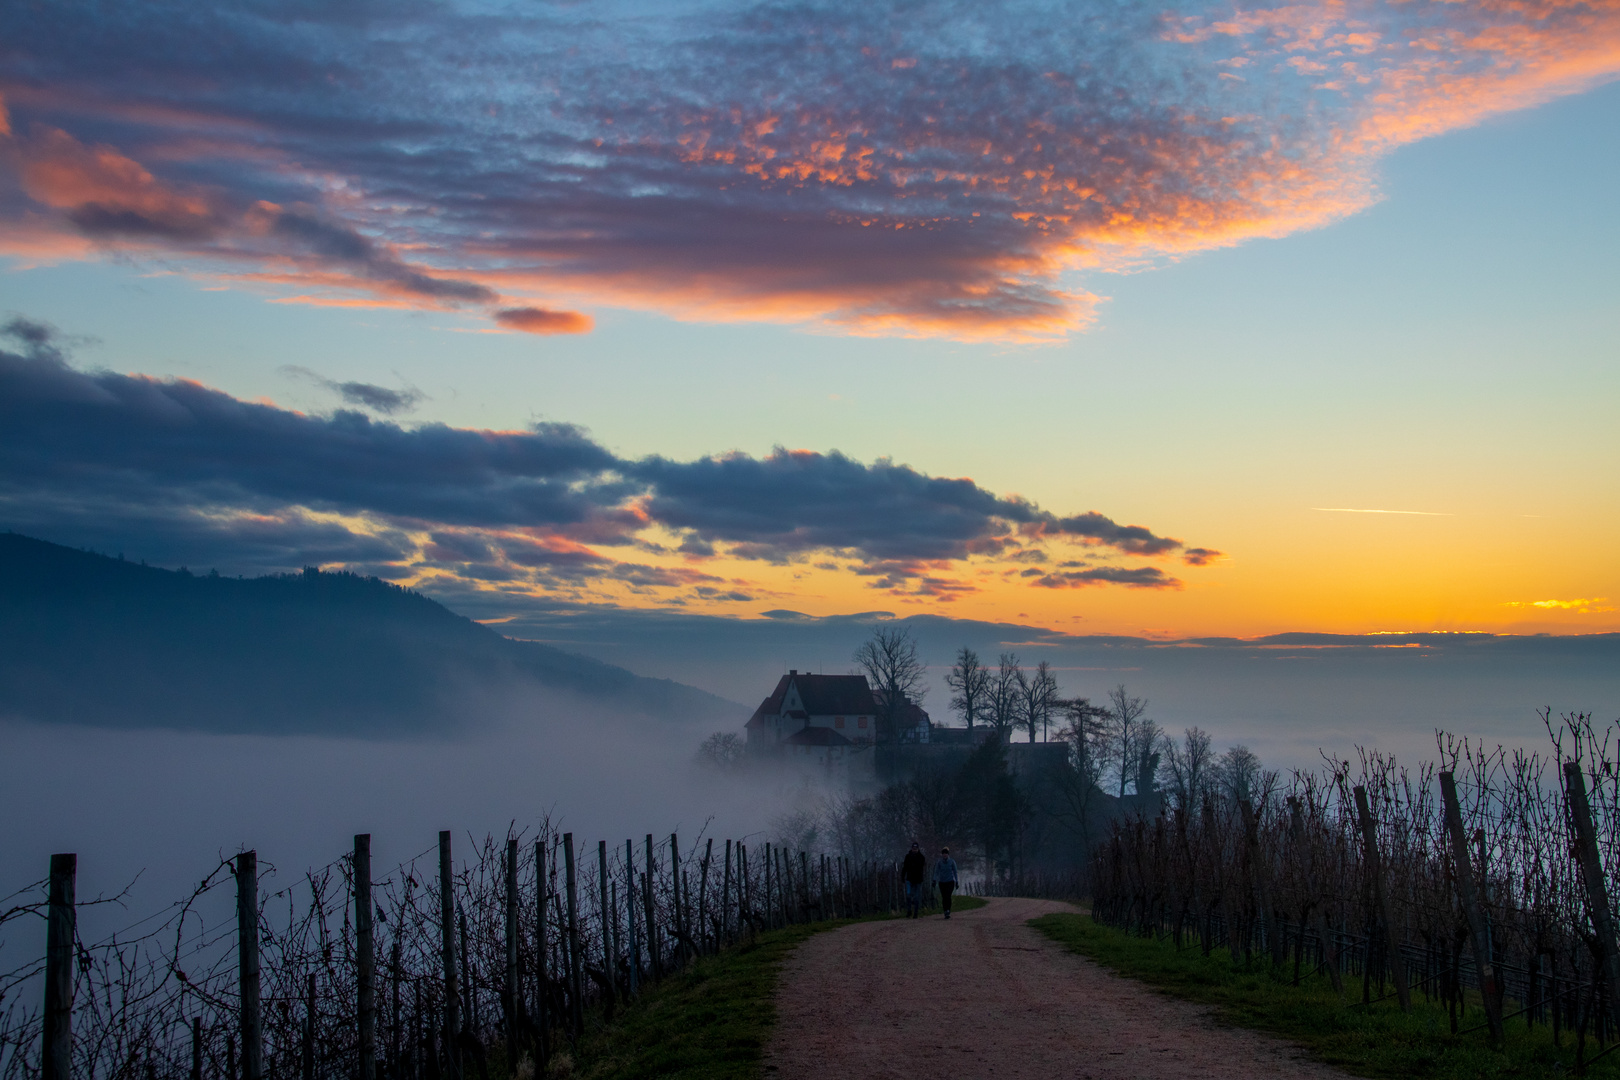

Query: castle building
left=745, top=670, right=933, bottom=784
left=745, top=670, right=878, bottom=750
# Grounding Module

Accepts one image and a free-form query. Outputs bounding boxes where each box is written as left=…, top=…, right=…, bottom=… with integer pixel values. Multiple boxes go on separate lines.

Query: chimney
left=789, top=669, right=797, bottom=675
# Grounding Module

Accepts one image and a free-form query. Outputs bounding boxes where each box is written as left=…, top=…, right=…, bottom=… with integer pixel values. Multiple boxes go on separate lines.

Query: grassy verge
left=566, top=895, right=988, bottom=1080
left=1030, top=913, right=1620, bottom=1080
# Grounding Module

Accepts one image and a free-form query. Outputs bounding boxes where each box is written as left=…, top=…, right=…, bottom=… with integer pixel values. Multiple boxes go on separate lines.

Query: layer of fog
left=0, top=684, right=795, bottom=949
left=488, top=607, right=1619, bottom=772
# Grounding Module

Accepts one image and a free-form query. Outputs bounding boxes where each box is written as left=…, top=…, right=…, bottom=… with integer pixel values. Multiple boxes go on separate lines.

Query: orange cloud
left=2, top=0, right=1617, bottom=341
left=15, top=126, right=222, bottom=239
left=492, top=307, right=595, bottom=335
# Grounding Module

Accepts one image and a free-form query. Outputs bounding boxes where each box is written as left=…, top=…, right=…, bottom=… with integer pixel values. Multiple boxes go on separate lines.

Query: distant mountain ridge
left=0, top=532, right=746, bottom=734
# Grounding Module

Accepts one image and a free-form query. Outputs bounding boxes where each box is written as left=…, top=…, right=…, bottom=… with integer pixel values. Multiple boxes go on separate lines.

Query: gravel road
left=764, top=897, right=1351, bottom=1080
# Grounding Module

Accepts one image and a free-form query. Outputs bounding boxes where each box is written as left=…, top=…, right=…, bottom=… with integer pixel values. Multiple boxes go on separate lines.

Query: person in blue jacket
left=933, top=846, right=959, bottom=918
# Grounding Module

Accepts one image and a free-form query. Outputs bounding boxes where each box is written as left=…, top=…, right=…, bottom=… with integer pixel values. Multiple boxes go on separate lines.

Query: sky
left=3, top=0, right=1619, bottom=648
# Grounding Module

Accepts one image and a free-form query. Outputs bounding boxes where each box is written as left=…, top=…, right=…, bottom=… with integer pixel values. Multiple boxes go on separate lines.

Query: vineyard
left=1091, top=710, right=1620, bottom=1065
left=11, top=709, right=1620, bottom=1079
left=0, top=824, right=917, bottom=1080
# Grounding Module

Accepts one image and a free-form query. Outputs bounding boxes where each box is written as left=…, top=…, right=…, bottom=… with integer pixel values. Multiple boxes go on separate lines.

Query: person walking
left=933, top=847, right=959, bottom=919
left=901, top=841, right=926, bottom=918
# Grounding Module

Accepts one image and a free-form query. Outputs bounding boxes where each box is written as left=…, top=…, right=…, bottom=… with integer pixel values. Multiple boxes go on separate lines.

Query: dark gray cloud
left=635, top=448, right=1032, bottom=562
left=1031, top=566, right=1180, bottom=590
left=1045, top=512, right=1185, bottom=557
left=282, top=365, right=424, bottom=415
left=0, top=319, right=1210, bottom=585
left=1, top=320, right=621, bottom=532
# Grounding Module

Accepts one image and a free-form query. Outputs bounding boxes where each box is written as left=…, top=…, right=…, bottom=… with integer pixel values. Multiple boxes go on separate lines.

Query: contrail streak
left=1311, top=507, right=1451, bottom=516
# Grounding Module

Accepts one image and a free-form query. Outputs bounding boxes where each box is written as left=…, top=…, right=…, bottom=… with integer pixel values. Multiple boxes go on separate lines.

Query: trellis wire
left=1090, top=711, right=1620, bottom=1064
left=1, top=818, right=915, bottom=1080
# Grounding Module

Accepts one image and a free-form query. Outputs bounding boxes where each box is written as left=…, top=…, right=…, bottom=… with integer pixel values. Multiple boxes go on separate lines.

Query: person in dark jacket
left=901, top=841, right=926, bottom=918
left=933, top=847, right=959, bottom=918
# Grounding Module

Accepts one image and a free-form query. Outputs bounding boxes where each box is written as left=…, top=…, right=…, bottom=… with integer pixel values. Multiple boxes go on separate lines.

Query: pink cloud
left=0, top=0, right=1615, bottom=340
left=493, top=307, right=595, bottom=335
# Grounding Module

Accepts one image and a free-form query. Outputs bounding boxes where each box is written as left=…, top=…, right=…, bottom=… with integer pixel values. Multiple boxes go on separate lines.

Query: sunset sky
left=3, top=0, right=1617, bottom=642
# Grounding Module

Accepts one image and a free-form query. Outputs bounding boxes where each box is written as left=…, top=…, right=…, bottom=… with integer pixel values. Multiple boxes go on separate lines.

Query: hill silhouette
left=0, top=532, right=745, bottom=735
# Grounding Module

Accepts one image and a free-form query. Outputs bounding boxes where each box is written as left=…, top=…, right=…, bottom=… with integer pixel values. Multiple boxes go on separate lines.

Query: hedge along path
left=765, top=897, right=1353, bottom=1080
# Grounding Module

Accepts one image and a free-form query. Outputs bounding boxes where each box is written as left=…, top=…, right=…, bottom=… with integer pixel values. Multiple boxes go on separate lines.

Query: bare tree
left=985, top=652, right=1022, bottom=739
left=696, top=730, right=746, bottom=770
left=854, top=625, right=927, bottom=744
left=1048, top=697, right=1110, bottom=847
left=1161, top=727, right=1214, bottom=810
left=1016, top=660, right=1059, bottom=743
left=1132, top=718, right=1163, bottom=796
left=1106, top=684, right=1150, bottom=797
left=1059, top=697, right=1109, bottom=787
left=944, top=647, right=990, bottom=730
left=1211, top=744, right=1277, bottom=806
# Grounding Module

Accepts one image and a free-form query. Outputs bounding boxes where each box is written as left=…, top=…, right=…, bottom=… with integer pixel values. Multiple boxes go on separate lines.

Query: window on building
left=858, top=716, right=868, bottom=729
left=835, top=716, right=845, bottom=728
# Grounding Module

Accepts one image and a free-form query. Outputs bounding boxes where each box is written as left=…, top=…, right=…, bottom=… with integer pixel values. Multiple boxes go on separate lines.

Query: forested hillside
left=0, top=532, right=744, bottom=734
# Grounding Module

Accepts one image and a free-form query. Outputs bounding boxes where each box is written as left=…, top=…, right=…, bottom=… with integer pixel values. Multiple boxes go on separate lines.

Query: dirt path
left=765, top=897, right=1351, bottom=1080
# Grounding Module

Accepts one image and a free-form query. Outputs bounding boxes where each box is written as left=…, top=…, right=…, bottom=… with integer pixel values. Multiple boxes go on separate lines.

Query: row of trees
left=720, top=627, right=1281, bottom=880
left=846, top=628, right=1278, bottom=815
left=942, top=644, right=1267, bottom=803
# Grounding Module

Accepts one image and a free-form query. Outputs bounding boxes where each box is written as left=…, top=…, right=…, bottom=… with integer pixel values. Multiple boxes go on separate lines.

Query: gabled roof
left=747, top=671, right=878, bottom=728
left=792, top=673, right=878, bottom=715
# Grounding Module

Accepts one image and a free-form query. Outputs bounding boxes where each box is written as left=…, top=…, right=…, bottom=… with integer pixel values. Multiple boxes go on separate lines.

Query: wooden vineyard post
left=777, top=848, right=790, bottom=926
left=438, top=832, right=460, bottom=1080
left=740, top=845, right=752, bottom=938
left=779, top=850, right=791, bottom=925
left=355, top=834, right=376, bottom=1080
left=721, top=840, right=733, bottom=945
left=301, top=972, right=315, bottom=1080
left=1238, top=801, right=1280, bottom=966
left=1563, top=761, right=1620, bottom=1037
left=778, top=848, right=788, bottom=925
left=562, top=834, right=582, bottom=1036
left=236, top=851, right=264, bottom=1080
left=609, top=882, right=620, bottom=993
left=699, top=839, right=713, bottom=954
left=191, top=1017, right=203, bottom=1080
left=668, top=834, right=684, bottom=965
left=685, top=869, right=694, bottom=948
left=1287, top=798, right=1342, bottom=992
left=1438, top=771, right=1504, bottom=1043
left=800, top=852, right=810, bottom=922
left=596, top=841, right=613, bottom=1006
left=624, top=840, right=640, bottom=994
left=533, top=839, right=549, bottom=1065
left=458, top=910, right=472, bottom=1035
left=390, top=937, right=402, bottom=1078
left=763, top=845, right=773, bottom=929
left=643, top=834, right=660, bottom=980
left=503, top=838, right=519, bottom=1069
left=1353, top=787, right=1411, bottom=1012
left=43, top=853, right=75, bottom=1080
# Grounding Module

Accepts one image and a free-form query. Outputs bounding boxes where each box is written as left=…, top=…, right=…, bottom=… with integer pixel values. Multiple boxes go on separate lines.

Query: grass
left=1030, top=912, right=1620, bottom=1080
left=565, top=895, right=988, bottom=1080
